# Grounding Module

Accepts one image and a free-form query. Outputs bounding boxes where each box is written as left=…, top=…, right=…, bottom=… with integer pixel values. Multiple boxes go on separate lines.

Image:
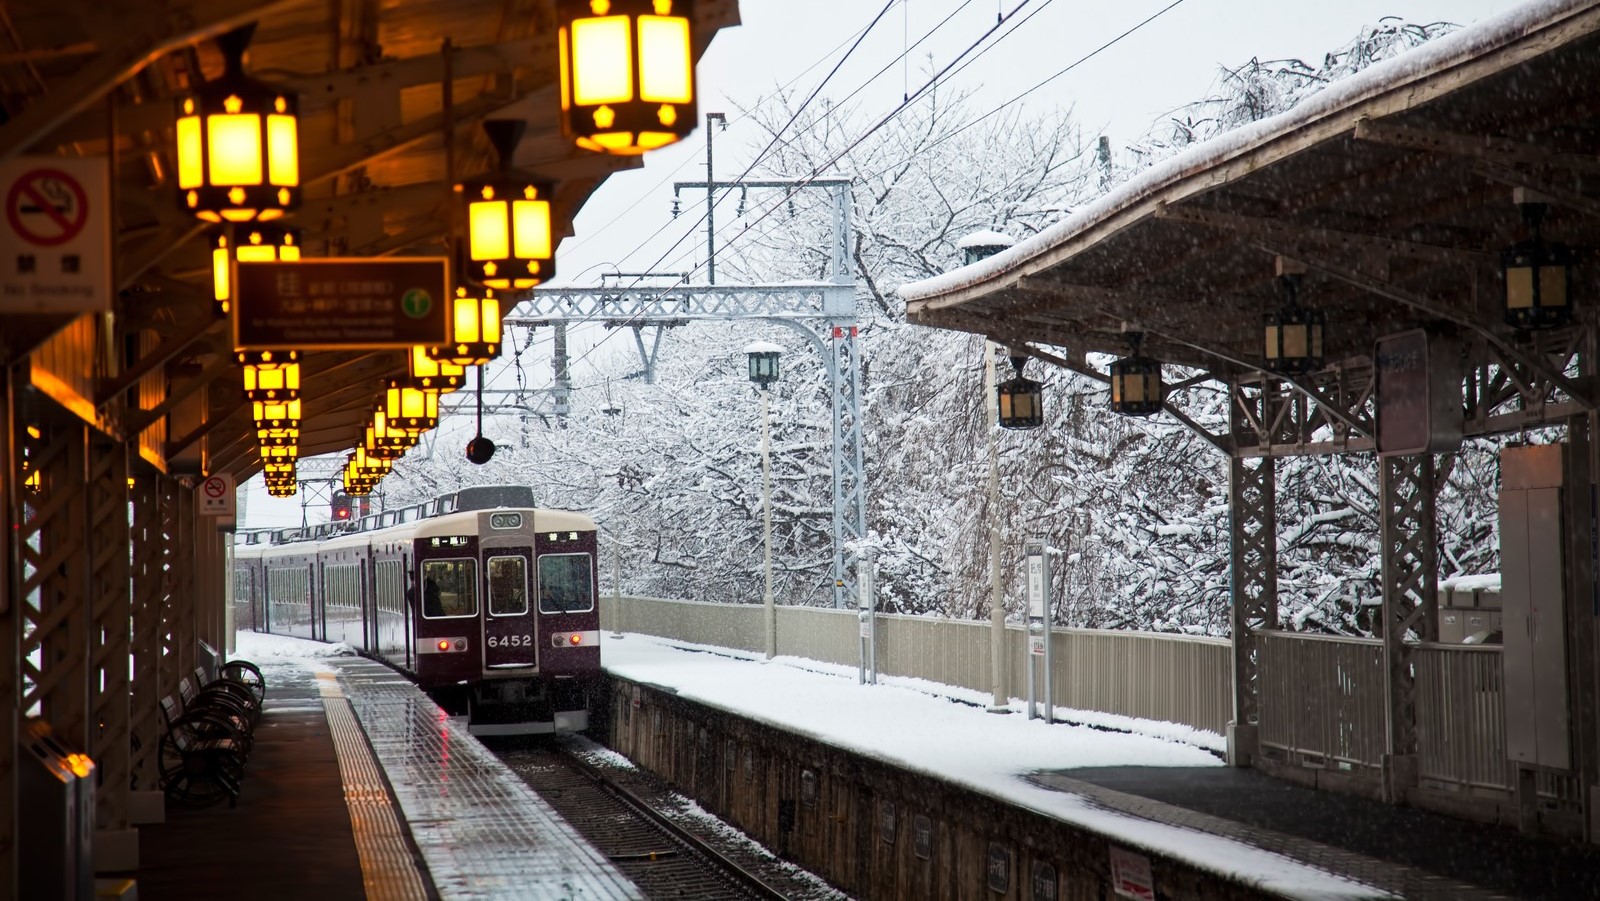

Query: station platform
left=131, top=646, right=640, bottom=901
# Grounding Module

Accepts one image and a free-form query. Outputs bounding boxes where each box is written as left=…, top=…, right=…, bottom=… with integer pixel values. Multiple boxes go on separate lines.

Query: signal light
left=570, top=633, right=583, bottom=646
left=437, top=640, right=449, bottom=651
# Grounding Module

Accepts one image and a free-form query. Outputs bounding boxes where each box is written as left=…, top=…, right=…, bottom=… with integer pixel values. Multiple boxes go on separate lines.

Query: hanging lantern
left=260, top=444, right=298, bottom=467
left=427, top=288, right=502, bottom=366
left=370, top=409, right=422, bottom=448
left=996, top=354, right=1044, bottom=430
left=458, top=120, right=556, bottom=290
left=407, top=346, right=466, bottom=393
left=1263, top=274, right=1326, bottom=374
left=213, top=225, right=301, bottom=316
left=557, top=0, right=698, bottom=155
left=263, top=461, right=295, bottom=481
left=238, top=348, right=301, bottom=401
left=364, top=423, right=407, bottom=461
left=1502, top=201, right=1574, bottom=330
left=257, top=421, right=300, bottom=448
left=174, top=24, right=300, bottom=223
left=1109, top=335, right=1163, bottom=417
left=349, top=446, right=391, bottom=480
left=342, top=469, right=374, bottom=496
left=252, top=397, right=301, bottom=432
left=267, top=483, right=298, bottom=498
left=384, top=381, right=440, bottom=431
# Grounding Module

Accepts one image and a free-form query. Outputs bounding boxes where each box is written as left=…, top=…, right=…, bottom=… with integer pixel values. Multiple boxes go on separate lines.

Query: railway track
left=499, top=736, right=846, bottom=901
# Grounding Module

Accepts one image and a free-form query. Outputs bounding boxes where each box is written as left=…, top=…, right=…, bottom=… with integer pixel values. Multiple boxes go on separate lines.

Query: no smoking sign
left=1, top=155, right=110, bottom=313
left=198, top=473, right=237, bottom=524
left=6, top=168, right=89, bottom=247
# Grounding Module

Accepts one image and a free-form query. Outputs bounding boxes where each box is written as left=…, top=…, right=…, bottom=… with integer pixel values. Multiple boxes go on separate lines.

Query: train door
left=481, top=535, right=536, bottom=670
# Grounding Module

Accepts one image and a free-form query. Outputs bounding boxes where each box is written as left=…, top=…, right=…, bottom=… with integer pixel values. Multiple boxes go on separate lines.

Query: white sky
left=241, top=0, right=1507, bottom=528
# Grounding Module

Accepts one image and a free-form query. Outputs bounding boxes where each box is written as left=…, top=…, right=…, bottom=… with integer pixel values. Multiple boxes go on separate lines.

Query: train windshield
left=421, top=558, right=478, bottom=618
left=487, top=556, right=529, bottom=616
left=537, top=554, right=593, bottom=614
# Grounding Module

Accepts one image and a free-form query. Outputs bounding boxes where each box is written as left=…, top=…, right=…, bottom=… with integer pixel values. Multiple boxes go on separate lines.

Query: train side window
left=487, top=556, right=528, bottom=616
left=421, top=558, right=478, bottom=618
left=537, top=553, right=594, bottom=614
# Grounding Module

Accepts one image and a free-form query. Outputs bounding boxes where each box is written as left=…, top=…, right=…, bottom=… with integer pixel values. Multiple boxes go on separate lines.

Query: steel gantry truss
left=504, top=181, right=867, bottom=608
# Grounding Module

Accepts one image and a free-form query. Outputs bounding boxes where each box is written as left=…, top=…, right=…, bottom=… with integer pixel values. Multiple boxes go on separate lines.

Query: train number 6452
left=487, top=634, right=531, bottom=648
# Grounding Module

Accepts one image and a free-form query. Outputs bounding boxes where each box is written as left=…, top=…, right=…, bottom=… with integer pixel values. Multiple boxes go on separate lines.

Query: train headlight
left=455, top=639, right=467, bottom=651
left=570, top=633, right=583, bottom=646
left=437, top=640, right=450, bottom=652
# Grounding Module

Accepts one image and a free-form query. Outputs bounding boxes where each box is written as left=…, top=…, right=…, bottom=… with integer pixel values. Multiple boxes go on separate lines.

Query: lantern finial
left=482, top=119, right=528, bottom=172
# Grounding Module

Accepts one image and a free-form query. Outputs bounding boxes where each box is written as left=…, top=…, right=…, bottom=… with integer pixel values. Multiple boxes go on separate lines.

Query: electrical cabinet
left=1498, top=444, right=1571, bottom=770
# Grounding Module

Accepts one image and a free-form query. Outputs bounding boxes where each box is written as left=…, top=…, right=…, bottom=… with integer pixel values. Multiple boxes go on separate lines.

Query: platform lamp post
left=960, top=229, right=1019, bottom=713
left=745, top=341, right=783, bottom=659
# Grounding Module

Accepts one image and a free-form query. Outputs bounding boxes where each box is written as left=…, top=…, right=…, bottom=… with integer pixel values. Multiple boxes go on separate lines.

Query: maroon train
left=233, top=486, right=601, bottom=735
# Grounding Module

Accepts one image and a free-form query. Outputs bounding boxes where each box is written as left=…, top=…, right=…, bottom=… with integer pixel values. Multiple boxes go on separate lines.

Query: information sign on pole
left=197, top=473, right=236, bottom=528
left=1, top=157, right=111, bottom=313
left=1374, top=329, right=1462, bottom=456
left=234, top=257, right=449, bottom=350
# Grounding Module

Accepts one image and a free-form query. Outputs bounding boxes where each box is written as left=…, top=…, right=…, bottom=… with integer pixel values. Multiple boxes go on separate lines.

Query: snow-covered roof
left=901, top=0, right=1597, bottom=308
left=742, top=340, right=784, bottom=354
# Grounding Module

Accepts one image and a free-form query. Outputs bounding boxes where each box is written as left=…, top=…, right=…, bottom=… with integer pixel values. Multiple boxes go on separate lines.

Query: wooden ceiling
left=905, top=0, right=1600, bottom=440
left=0, top=0, right=741, bottom=478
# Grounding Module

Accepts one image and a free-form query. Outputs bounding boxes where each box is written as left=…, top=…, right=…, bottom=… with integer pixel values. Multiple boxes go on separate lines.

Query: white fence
left=602, top=597, right=1232, bottom=734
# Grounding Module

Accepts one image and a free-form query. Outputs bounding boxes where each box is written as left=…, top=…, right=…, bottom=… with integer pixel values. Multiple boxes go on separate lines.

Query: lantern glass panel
left=1506, top=265, right=1534, bottom=310
left=1264, top=323, right=1280, bottom=361
left=513, top=200, right=552, bottom=259
left=1282, top=322, right=1308, bottom=360
left=639, top=15, right=692, bottom=103
left=470, top=200, right=510, bottom=260
left=208, top=114, right=263, bottom=186
left=571, top=16, right=633, bottom=105
left=1543, top=266, right=1568, bottom=309
left=267, top=113, right=299, bottom=185
left=455, top=297, right=482, bottom=344
left=176, top=116, right=204, bottom=188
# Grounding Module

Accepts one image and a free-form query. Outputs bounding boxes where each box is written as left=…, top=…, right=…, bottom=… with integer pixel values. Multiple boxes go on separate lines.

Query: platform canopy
left=903, top=0, right=1600, bottom=455
left=1, top=0, right=739, bottom=479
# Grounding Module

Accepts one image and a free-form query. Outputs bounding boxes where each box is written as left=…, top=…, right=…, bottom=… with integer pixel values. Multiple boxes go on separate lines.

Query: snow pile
left=234, top=631, right=358, bottom=660
left=605, top=634, right=1388, bottom=899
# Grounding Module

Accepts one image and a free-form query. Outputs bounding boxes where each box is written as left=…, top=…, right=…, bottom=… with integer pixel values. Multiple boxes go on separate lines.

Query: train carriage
left=234, top=486, right=601, bottom=736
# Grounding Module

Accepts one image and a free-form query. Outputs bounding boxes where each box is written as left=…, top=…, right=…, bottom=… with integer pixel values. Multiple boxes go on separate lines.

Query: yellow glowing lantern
left=238, top=348, right=301, bottom=402
left=174, top=25, right=300, bottom=223
left=213, top=225, right=300, bottom=316
left=458, top=120, right=556, bottom=290
left=370, top=409, right=422, bottom=448
left=252, top=397, right=301, bottom=431
left=384, top=381, right=440, bottom=431
left=558, top=0, right=697, bottom=155
left=407, top=346, right=466, bottom=393
left=260, top=444, right=298, bottom=467
left=428, top=288, right=502, bottom=366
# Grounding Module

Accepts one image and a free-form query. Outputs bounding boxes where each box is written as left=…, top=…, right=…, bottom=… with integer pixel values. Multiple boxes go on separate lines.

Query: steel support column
left=128, top=470, right=164, bottom=790
left=20, top=410, right=92, bottom=751
left=0, top=365, right=18, bottom=899
left=87, top=434, right=131, bottom=836
left=828, top=323, right=868, bottom=609
left=1228, top=449, right=1277, bottom=766
left=1379, top=453, right=1438, bottom=802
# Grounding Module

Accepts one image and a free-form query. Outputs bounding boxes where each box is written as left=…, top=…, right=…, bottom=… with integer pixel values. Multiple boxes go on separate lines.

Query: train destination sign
left=233, top=257, right=449, bottom=350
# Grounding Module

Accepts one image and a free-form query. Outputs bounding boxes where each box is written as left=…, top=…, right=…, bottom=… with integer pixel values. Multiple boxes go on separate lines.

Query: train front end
left=412, top=507, right=601, bottom=736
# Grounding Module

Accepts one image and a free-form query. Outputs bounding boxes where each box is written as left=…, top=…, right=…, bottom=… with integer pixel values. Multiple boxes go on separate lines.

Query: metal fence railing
left=1415, top=643, right=1510, bottom=791
left=601, top=597, right=1232, bottom=734
left=1258, top=631, right=1385, bottom=772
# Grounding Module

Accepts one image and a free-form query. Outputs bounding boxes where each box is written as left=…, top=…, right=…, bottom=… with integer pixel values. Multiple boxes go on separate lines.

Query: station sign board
left=1374, top=329, right=1463, bottom=456
left=0, top=157, right=111, bottom=313
left=234, top=257, right=449, bottom=350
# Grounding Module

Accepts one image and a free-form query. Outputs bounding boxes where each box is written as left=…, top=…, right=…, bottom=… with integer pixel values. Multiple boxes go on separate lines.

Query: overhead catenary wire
left=511, top=0, right=1187, bottom=403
